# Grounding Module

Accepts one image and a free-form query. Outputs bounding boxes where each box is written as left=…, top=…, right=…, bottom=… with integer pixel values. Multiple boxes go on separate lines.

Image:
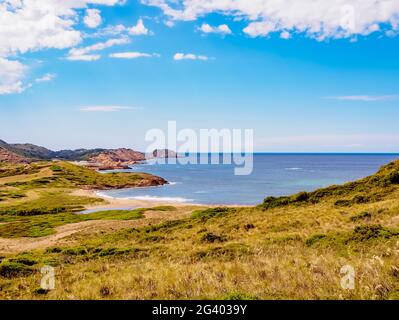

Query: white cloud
left=327, top=95, right=397, bottom=102
left=0, top=0, right=123, bottom=57
left=87, top=19, right=152, bottom=38
left=67, top=37, right=130, bottom=61
left=142, top=0, right=399, bottom=40
left=165, top=20, right=175, bottom=28
left=67, top=54, right=101, bottom=61
left=0, top=58, right=27, bottom=94
left=89, top=24, right=127, bottom=37
left=128, top=19, right=151, bottom=36
left=109, top=52, right=160, bottom=59
left=84, top=9, right=102, bottom=28
left=0, top=0, right=124, bottom=94
left=174, top=53, right=209, bottom=61
left=243, top=21, right=276, bottom=37
left=35, top=73, right=56, bottom=83
left=199, top=23, right=232, bottom=35
left=280, top=31, right=291, bottom=39
left=79, top=106, right=135, bottom=112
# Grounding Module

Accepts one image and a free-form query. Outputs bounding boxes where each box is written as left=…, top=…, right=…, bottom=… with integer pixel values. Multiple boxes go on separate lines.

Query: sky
left=1, top=0, right=399, bottom=152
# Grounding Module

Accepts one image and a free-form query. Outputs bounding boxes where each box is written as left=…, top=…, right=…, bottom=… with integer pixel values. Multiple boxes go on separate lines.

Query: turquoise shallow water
left=99, top=154, right=399, bottom=205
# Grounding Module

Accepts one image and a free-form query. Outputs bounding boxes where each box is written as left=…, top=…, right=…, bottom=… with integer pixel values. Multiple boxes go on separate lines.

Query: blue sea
left=99, top=154, right=399, bottom=205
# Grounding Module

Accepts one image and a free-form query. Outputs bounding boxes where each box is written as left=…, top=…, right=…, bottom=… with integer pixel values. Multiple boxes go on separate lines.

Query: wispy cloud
left=87, top=19, right=153, bottom=38
left=173, top=53, right=209, bottom=61
left=326, top=95, right=398, bottom=102
left=67, top=37, right=130, bottom=62
left=109, top=52, right=160, bottom=59
left=79, top=106, right=135, bottom=112
left=35, top=73, right=56, bottom=83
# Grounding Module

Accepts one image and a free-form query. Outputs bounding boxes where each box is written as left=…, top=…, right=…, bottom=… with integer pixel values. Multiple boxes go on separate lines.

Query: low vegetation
left=0, top=160, right=399, bottom=299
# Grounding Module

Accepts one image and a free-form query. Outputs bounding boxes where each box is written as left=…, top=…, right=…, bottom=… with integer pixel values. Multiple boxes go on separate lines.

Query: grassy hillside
left=0, top=160, right=399, bottom=299
left=0, top=161, right=167, bottom=237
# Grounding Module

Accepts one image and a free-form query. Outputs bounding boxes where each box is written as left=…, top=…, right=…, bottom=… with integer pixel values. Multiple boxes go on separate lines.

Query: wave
left=95, top=192, right=116, bottom=199
left=96, top=192, right=193, bottom=203
left=285, top=167, right=303, bottom=171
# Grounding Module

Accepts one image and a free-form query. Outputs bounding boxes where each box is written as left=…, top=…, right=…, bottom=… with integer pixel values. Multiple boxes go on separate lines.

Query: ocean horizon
left=100, top=153, right=399, bottom=205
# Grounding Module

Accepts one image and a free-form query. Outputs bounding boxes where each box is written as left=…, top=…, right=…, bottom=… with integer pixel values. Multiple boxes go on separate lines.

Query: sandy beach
left=73, top=189, right=206, bottom=211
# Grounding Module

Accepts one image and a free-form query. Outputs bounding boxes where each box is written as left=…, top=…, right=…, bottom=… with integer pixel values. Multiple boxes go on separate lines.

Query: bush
left=0, top=261, right=34, bottom=278
left=350, top=224, right=395, bottom=241
left=305, top=234, right=327, bottom=246
left=292, top=192, right=310, bottom=202
left=350, top=211, right=372, bottom=222
left=50, top=165, right=63, bottom=172
left=200, top=232, right=227, bottom=243
left=223, top=293, right=259, bottom=300
left=260, top=192, right=310, bottom=210
left=334, top=199, right=351, bottom=207
left=192, top=207, right=234, bottom=220
left=9, top=256, right=37, bottom=266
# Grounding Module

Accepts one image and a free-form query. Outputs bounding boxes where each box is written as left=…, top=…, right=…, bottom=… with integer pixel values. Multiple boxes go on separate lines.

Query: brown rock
left=0, top=147, right=31, bottom=164
left=87, top=148, right=146, bottom=170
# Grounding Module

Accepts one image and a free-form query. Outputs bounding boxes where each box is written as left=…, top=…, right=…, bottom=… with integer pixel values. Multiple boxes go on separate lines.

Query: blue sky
left=1, top=0, right=399, bottom=152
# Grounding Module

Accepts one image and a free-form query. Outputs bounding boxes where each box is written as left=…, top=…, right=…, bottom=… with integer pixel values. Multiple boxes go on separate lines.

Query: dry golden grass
left=0, top=160, right=399, bottom=300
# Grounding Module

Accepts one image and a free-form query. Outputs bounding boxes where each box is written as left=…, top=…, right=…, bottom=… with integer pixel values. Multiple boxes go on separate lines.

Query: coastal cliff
left=86, top=148, right=146, bottom=170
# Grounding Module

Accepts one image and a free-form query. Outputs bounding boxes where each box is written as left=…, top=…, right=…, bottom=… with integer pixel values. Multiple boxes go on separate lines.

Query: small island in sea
left=0, top=139, right=398, bottom=300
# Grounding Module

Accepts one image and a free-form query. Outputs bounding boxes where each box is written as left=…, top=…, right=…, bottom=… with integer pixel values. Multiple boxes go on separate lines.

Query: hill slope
left=0, top=159, right=398, bottom=299
left=0, top=147, right=31, bottom=164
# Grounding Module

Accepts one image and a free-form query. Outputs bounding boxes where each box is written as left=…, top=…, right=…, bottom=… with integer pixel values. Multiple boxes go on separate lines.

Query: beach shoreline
left=73, top=189, right=248, bottom=210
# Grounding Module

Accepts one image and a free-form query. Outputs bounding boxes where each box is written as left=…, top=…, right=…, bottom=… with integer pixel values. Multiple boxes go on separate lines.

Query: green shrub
left=0, top=261, right=34, bottom=278
left=305, top=234, right=327, bottom=246
left=350, top=211, right=372, bottom=222
left=200, top=232, right=227, bottom=243
left=50, top=165, right=63, bottom=172
left=223, top=293, right=259, bottom=300
left=350, top=224, right=396, bottom=241
left=334, top=199, right=351, bottom=207
left=192, top=207, right=234, bottom=220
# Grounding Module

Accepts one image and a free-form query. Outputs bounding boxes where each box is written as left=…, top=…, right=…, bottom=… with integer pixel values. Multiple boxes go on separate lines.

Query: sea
left=98, top=154, right=399, bottom=206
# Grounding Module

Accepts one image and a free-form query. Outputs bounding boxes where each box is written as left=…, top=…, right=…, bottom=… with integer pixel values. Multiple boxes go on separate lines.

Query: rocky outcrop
left=87, top=148, right=146, bottom=170
left=152, top=149, right=179, bottom=158
left=0, top=147, right=31, bottom=164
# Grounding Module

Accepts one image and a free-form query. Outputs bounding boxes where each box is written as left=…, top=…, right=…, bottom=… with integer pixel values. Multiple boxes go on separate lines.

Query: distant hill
left=0, top=139, right=144, bottom=169
left=8, top=143, right=55, bottom=159
left=0, top=139, right=106, bottom=161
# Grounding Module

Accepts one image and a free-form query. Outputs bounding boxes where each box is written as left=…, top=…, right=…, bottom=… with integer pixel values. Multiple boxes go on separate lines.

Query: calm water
left=100, top=154, right=399, bottom=205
